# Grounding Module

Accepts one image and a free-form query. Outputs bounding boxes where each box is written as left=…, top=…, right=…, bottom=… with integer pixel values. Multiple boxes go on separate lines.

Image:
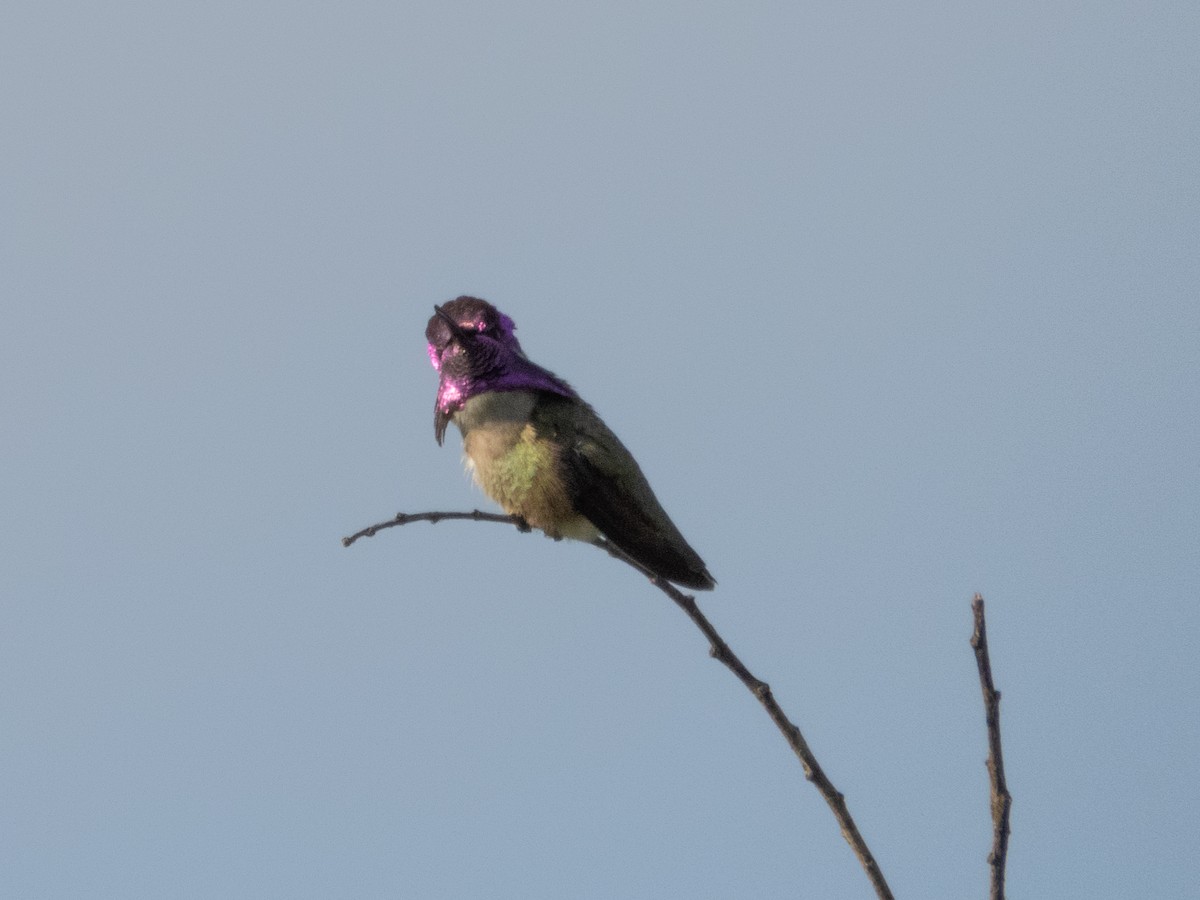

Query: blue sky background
left=3, top=2, right=1197, bottom=898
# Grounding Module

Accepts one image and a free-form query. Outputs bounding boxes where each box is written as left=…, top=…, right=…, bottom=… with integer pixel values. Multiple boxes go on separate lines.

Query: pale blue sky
left=2, top=2, right=1197, bottom=898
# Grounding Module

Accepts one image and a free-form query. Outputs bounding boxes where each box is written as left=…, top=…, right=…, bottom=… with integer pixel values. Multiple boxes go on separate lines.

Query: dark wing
left=540, top=396, right=715, bottom=590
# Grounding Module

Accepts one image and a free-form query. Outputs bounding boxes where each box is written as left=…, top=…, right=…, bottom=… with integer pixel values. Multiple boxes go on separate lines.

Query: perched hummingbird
left=425, top=296, right=715, bottom=590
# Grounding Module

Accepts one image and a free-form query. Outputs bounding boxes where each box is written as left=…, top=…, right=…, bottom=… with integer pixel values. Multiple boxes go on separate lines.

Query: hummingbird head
left=425, top=296, right=576, bottom=445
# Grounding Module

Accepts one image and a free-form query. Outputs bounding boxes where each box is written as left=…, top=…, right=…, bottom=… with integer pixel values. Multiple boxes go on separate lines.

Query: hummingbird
left=425, top=296, right=715, bottom=590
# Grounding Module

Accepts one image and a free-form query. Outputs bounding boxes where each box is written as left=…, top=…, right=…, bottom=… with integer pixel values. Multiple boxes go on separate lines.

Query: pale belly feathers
left=454, top=390, right=599, bottom=542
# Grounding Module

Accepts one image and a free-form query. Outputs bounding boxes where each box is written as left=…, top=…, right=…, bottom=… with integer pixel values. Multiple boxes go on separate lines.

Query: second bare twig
left=971, top=593, right=1012, bottom=900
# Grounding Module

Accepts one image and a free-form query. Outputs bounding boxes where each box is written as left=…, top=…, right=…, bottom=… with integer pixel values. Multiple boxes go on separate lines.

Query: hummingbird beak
left=434, top=405, right=451, bottom=446
left=429, top=306, right=476, bottom=447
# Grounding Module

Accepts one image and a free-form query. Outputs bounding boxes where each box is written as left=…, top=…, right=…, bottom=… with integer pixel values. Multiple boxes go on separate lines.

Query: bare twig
left=344, top=509, right=894, bottom=900
left=341, top=509, right=528, bottom=547
left=971, top=594, right=1012, bottom=900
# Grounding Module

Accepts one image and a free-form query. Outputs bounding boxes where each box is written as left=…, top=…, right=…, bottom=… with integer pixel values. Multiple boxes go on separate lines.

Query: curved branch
left=971, top=594, right=1012, bottom=900
left=591, top=537, right=894, bottom=899
left=344, top=509, right=894, bottom=899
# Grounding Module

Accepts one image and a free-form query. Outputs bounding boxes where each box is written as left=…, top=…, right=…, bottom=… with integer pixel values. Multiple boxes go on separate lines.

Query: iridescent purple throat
left=429, top=342, right=577, bottom=418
